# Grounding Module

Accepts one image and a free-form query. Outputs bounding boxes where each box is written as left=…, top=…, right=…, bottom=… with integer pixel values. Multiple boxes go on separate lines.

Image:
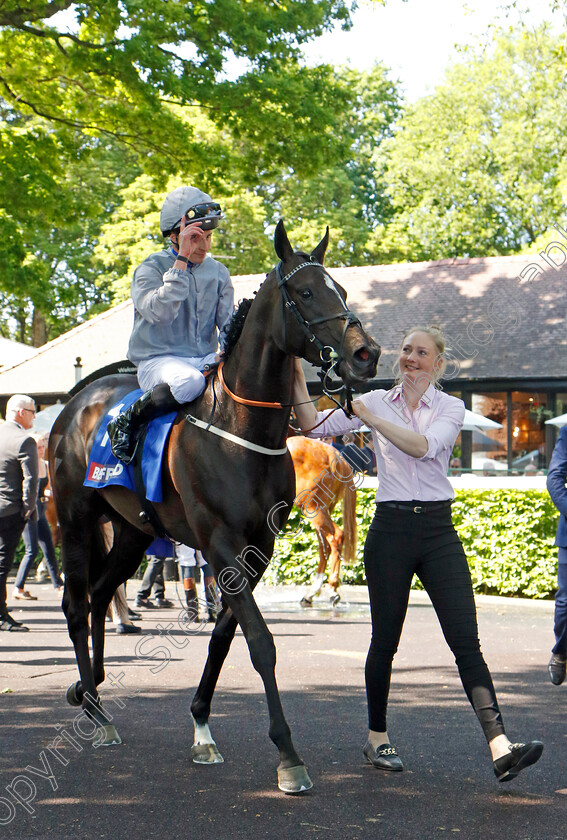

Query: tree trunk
left=32, top=308, right=48, bottom=347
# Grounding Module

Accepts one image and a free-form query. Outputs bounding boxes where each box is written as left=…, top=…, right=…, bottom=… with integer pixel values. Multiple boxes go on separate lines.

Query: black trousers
left=137, top=557, right=165, bottom=600
left=364, top=504, right=505, bottom=743
left=0, top=512, right=26, bottom=616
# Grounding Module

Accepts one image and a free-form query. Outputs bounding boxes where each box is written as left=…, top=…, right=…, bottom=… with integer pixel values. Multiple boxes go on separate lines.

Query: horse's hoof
left=300, top=597, right=313, bottom=607
left=191, top=743, right=224, bottom=764
left=66, top=682, right=83, bottom=707
left=93, top=724, right=122, bottom=747
left=330, top=593, right=341, bottom=606
left=277, top=763, right=313, bottom=794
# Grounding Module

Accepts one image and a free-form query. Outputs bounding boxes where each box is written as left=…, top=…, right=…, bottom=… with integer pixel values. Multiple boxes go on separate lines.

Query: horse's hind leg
left=61, top=515, right=118, bottom=745
left=326, top=524, right=344, bottom=606
left=300, top=517, right=331, bottom=606
left=88, top=519, right=151, bottom=743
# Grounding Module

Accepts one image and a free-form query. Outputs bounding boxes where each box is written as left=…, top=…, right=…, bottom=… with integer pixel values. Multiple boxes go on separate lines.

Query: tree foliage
left=275, top=63, right=403, bottom=265
left=0, top=0, right=358, bottom=176
left=371, top=25, right=567, bottom=262
left=0, top=115, right=141, bottom=342
left=0, top=0, right=380, bottom=343
left=5, top=10, right=567, bottom=348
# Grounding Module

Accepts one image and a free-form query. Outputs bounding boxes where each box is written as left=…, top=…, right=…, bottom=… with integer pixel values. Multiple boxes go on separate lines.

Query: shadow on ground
left=0, top=663, right=564, bottom=840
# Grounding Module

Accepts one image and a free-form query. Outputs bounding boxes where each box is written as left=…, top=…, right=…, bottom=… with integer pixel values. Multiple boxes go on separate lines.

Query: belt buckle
left=413, top=505, right=424, bottom=514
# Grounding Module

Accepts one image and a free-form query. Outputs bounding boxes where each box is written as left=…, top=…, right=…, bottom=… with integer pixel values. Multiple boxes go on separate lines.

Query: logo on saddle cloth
left=83, top=389, right=177, bottom=503
left=87, top=462, right=124, bottom=482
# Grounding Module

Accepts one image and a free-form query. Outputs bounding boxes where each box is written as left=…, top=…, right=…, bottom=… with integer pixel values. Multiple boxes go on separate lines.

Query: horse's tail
left=341, top=475, right=357, bottom=564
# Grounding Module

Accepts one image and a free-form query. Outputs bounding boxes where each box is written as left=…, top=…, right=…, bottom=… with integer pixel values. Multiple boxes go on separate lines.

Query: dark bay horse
left=48, top=220, right=380, bottom=794
left=287, top=436, right=357, bottom=607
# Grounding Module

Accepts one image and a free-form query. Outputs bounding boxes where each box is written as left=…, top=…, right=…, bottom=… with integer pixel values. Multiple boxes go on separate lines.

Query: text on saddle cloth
left=83, top=389, right=177, bottom=503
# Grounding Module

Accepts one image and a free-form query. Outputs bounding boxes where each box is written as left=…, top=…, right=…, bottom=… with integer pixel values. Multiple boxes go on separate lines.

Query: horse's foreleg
left=220, top=580, right=312, bottom=794
left=190, top=606, right=238, bottom=764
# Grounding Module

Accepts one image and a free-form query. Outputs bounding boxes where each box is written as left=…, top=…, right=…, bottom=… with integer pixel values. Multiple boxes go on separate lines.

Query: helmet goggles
left=173, top=202, right=223, bottom=232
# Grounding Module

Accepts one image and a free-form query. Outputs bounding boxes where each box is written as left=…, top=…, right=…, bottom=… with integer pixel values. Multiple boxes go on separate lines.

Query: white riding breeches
left=137, top=353, right=218, bottom=403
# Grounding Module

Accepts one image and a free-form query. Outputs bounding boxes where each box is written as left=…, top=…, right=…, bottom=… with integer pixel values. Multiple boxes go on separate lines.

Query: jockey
left=108, top=185, right=234, bottom=463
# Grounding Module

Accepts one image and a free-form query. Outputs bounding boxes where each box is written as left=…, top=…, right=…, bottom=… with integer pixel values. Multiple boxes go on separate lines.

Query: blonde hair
left=395, top=324, right=447, bottom=384
left=401, top=324, right=445, bottom=354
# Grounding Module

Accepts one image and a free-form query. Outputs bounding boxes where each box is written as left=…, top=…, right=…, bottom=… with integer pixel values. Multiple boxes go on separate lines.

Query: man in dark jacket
left=546, top=425, right=567, bottom=684
left=0, top=394, right=39, bottom=631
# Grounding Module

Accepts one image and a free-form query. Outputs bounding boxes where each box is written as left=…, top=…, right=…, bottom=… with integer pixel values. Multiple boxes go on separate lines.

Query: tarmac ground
left=0, top=578, right=565, bottom=840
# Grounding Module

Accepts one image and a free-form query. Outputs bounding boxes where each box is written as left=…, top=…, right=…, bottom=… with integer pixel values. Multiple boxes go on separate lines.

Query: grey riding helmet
left=160, top=186, right=224, bottom=235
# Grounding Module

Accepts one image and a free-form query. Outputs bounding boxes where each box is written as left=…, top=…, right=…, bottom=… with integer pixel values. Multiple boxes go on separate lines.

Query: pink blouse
left=308, top=383, right=465, bottom=502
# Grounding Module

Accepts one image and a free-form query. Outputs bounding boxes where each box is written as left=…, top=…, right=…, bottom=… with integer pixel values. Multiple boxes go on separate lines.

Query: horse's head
left=272, top=220, right=380, bottom=387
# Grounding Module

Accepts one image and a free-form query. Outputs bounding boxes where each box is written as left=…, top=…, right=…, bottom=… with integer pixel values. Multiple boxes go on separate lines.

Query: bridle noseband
left=276, top=257, right=361, bottom=413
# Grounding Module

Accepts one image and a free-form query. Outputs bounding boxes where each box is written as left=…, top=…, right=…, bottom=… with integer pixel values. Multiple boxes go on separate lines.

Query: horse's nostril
left=354, top=346, right=378, bottom=366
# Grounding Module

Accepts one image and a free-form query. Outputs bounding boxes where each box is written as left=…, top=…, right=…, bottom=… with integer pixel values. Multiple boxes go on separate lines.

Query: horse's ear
left=274, top=220, right=294, bottom=262
left=311, top=226, right=329, bottom=265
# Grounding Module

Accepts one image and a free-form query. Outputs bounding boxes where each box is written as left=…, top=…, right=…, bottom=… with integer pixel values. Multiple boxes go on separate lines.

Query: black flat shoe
left=115, top=623, right=142, bottom=635
left=493, top=741, right=543, bottom=782
left=363, top=741, right=403, bottom=772
left=0, top=616, right=29, bottom=632
left=548, top=654, right=566, bottom=686
left=135, top=597, right=156, bottom=609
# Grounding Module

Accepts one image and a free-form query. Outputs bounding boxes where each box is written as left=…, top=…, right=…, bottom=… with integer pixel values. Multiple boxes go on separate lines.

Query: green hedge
left=266, top=489, right=559, bottom=600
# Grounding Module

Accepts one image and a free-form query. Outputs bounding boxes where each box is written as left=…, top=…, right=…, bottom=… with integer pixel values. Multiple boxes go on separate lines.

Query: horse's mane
left=222, top=297, right=254, bottom=359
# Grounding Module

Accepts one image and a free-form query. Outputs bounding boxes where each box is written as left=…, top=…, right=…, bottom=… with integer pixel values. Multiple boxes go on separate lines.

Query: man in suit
left=0, top=394, right=39, bottom=631
left=546, top=425, right=567, bottom=684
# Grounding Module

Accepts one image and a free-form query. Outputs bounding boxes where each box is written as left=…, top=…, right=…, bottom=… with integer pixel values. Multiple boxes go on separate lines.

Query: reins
left=275, top=258, right=361, bottom=412
left=187, top=257, right=360, bottom=452
left=216, top=258, right=359, bottom=416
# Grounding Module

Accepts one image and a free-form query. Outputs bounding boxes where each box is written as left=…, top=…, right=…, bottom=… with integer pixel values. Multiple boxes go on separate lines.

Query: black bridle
left=275, top=257, right=361, bottom=415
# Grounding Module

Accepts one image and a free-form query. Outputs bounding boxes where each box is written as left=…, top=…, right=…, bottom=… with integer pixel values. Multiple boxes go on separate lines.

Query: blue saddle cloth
left=83, top=389, right=178, bottom=503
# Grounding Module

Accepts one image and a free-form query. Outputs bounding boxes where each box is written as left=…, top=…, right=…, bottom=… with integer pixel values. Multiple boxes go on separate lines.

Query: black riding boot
left=107, top=383, right=181, bottom=464
left=185, top=588, right=200, bottom=623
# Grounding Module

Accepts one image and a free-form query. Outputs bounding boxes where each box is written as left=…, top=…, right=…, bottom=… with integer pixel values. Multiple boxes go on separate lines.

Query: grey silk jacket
left=127, top=248, right=234, bottom=366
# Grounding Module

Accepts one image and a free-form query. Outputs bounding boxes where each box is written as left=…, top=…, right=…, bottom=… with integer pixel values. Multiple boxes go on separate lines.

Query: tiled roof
left=0, top=336, right=38, bottom=369
left=0, top=252, right=565, bottom=398
left=328, top=254, right=567, bottom=383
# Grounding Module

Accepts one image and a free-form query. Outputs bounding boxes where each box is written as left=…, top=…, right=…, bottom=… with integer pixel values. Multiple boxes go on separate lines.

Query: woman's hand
left=352, top=398, right=373, bottom=427
left=352, top=399, right=429, bottom=458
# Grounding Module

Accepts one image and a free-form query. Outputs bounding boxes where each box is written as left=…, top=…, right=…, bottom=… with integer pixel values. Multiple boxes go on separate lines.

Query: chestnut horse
left=287, top=436, right=357, bottom=607
left=48, top=221, right=380, bottom=794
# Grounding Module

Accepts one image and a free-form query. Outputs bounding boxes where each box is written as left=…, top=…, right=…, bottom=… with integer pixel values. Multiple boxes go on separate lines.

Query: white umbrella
left=462, top=409, right=502, bottom=432
left=32, top=403, right=65, bottom=436
left=545, top=413, right=567, bottom=427
left=362, top=409, right=501, bottom=433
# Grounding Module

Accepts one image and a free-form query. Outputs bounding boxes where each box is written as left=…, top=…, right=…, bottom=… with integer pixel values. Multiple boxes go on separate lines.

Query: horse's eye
left=300, top=289, right=313, bottom=300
